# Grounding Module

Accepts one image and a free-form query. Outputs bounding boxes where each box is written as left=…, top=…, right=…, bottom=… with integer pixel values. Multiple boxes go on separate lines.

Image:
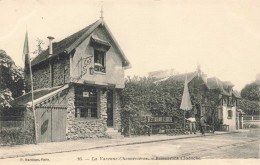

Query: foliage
left=0, top=49, right=24, bottom=109
left=120, top=75, right=221, bottom=136
left=241, top=82, right=260, bottom=102
left=0, top=128, right=34, bottom=145
left=0, top=107, right=35, bottom=145
left=0, top=89, right=13, bottom=109
left=120, top=76, right=155, bottom=136
left=32, top=38, right=45, bottom=56
left=238, top=99, right=260, bottom=115
left=243, top=122, right=260, bottom=129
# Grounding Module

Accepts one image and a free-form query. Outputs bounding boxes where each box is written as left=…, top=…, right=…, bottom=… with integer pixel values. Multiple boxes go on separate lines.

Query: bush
left=0, top=107, right=35, bottom=145
left=120, top=76, right=222, bottom=136
left=243, top=123, right=260, bottom=129
left=0, top=127, right=35, bottom=145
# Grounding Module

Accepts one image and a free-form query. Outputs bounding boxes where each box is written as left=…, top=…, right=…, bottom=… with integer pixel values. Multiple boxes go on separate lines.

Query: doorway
left=239, top=114, right=243, bottom=129
left=107, top=89, right=113, bottom=127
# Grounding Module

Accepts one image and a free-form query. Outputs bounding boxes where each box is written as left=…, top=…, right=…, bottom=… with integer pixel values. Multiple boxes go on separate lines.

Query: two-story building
left=155, top=66, right=241, bottom=131
left=13, top=18, right=131, bottom=142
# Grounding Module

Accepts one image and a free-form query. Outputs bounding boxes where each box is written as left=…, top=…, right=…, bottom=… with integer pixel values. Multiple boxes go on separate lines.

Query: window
left=227, top=110, right=232, bottom=119
left=232, top=98, right=237, bottom=106
left=223, top=97, right=227, bottom=105
left=74, top=85, right=98, bottom=118
left=228, top=97, right=233, bottom=106
left=94, top=49, right=106, bottom=73
left=218, top=107, right=223, bottom=120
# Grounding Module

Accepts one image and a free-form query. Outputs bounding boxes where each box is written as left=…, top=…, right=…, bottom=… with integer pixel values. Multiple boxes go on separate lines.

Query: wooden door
left=36, top=106, right=66, bottom=143
left=51, top=106, right=67, bottom=142
left=37, top=107, right=52, bottom=143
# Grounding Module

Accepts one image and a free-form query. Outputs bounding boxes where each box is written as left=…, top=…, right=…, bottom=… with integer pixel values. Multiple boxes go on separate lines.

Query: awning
left=90, top=35, right=111, bottom=52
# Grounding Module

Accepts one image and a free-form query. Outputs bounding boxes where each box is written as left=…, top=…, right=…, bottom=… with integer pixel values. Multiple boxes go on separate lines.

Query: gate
left=36, top=106, right=67, bottom=143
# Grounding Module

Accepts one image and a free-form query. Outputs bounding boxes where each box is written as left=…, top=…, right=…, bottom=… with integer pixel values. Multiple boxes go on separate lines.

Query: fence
left=243, top=115, right=260, bottom=121
left=0, top=116, right=26, bottom=130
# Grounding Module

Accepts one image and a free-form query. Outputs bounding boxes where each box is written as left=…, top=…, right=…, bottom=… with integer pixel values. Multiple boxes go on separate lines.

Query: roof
left=154, top=71, right=198, bottom=84
left=206, top=77, right=241, bottom=98
left=11, top=85, right=68, bottom=107
left=32, top=21, right=98, bottom=66
left=31, top=19, right=131, bottom=68
left=155, top=69, right=240, bottom=98
left=167, top=71, right=198, bottom=83
left=232, top=90, right=241, bottom=99
left=237, top=109, right=246, bottom=114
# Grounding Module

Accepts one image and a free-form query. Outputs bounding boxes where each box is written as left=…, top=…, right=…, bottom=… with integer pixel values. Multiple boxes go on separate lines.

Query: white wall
left=222, top=106, right=237, bottom=131
left=71, top=26, right=125, bottom=88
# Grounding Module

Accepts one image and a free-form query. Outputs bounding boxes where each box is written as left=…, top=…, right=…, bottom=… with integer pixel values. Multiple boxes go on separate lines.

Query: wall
left=27, top=56, right=70, bottom=91
left=222, top=105, right=237, bottom=131
left=30, top=84, right=122, bottom=140
left=71, top=26, right=125, bottom=88
left=52, top=57, right=70, bottom=87
left=113, top=90, right=122, bottom=130
left=66, top=86, right=108, bottom=140
left=32, top=64, right=50, bottom=90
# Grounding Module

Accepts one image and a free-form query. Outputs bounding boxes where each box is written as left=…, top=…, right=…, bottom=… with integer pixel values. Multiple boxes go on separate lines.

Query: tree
left=0, top=49, right=24, bottom=109
left=241, top=82, right=260, bottom=102
left=238, top=81, right=260, bottom=115
left=238, top=99, right=260, bottom=115
left=32, top=38, right=45, bottom=56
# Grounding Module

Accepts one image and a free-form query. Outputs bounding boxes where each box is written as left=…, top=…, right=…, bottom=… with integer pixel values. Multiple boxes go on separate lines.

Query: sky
left=0, top=0, right=259, bottom=91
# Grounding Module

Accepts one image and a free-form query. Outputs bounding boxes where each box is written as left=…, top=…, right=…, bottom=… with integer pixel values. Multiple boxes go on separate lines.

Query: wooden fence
left=0, top=116, right=25, bottom=130
left=243, top=115, right=260, bottom=121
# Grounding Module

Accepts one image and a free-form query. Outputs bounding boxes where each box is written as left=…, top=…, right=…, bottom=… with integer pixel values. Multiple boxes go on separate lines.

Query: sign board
left=83, top=92, right=89, bottom=97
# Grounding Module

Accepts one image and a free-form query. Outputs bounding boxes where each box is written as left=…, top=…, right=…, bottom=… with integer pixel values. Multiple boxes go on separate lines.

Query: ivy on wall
left=120, top=76, right=222, bottom=136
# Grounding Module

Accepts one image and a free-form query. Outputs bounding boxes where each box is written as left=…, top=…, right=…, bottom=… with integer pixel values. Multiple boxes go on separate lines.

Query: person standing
left=187, top=117, right=196, bottom=134
left=200, top=115, right=207, bottom=136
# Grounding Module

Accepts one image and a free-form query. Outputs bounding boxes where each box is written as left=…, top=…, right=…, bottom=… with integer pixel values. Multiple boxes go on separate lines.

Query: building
left=12, top=18, right=131, bottom=142
left=148, top=69, right=176, bottom=79
left=156, top=66, right=241, bottom=131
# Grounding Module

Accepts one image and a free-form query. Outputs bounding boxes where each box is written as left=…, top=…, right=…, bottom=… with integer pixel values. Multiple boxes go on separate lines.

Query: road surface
left=1, top=129, right=259, bottom=164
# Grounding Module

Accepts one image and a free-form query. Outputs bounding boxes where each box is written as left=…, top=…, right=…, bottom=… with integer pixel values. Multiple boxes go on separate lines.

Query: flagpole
left=25, top=30, right=38, bottom=144
left=29, top=55, right=38, bottom=144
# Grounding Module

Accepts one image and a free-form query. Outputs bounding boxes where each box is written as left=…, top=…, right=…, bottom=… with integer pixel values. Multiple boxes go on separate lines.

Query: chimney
left=47, top=36, right=55, bottom=55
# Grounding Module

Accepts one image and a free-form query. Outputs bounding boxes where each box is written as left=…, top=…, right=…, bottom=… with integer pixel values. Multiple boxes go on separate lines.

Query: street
left=1, top=129, right=259, bottom=164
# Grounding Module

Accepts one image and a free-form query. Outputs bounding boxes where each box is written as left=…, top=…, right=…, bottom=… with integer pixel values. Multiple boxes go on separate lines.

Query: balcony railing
left=94, top=64, right=106, bottom=73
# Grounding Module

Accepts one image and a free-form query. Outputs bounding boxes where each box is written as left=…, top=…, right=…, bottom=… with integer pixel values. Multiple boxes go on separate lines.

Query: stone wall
left=32, top=64, right=50, bottom=90
left=66, top=87, right=108, bottom=140
left=27, top=57, right=70, bottom=91
left=113, top=90, right=122, bottom=130
left=53, top=57, right=70, bottom=87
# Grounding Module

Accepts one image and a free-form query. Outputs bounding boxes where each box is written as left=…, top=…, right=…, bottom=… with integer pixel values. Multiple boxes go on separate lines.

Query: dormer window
left=94, top=50, right=106, bottom=73
left=90, top=36, right=111, bottom=74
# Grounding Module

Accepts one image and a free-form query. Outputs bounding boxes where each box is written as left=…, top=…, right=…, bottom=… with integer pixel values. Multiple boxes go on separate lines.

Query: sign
left=83, top=92, right=89, bottom=97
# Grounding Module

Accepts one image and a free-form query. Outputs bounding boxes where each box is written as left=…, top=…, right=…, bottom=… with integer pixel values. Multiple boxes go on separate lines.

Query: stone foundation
left=67, top=120, right=106, bottom=139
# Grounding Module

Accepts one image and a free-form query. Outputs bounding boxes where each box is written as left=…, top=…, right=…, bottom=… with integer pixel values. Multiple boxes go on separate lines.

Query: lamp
left=89, top=66, right=94, bottom=75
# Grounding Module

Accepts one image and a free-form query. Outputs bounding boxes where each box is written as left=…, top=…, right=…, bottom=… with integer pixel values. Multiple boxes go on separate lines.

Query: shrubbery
left=0, top=107, right=35, bottom=145
left=243, top=123, right=260, bottom=129
left=0, top=127, right=35, bottom=145
left=120, top=76, right=221, bottom=136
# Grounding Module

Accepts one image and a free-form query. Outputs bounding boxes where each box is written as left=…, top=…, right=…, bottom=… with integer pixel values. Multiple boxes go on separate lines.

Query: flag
left=22, top=30, right=38, bottom=144
left=23, top=31, right=30, bottom=73
left=180, top=75, right=192, bottom=111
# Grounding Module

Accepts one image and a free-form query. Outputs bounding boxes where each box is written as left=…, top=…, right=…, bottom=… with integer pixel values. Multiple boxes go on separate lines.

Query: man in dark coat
left=200, top=115, right=207, bottom=136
